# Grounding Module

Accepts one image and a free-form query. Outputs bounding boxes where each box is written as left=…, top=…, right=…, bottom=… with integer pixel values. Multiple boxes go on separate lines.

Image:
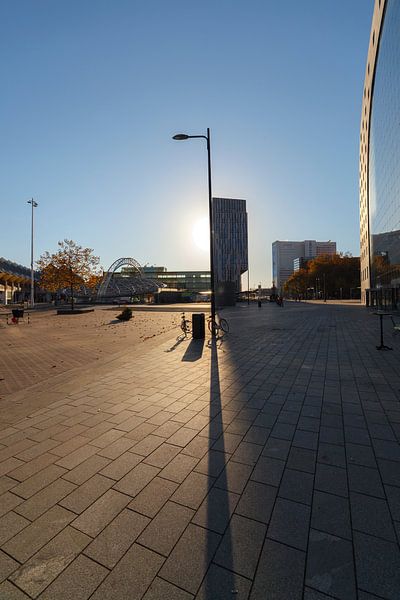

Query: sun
left=192, top=217, right=210, bottom=251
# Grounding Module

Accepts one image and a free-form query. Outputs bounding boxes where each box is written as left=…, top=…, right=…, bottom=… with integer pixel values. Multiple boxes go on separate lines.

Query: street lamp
left=172, top=129, right=216, bottom=336
left=27, top=199, right=38, bottom=308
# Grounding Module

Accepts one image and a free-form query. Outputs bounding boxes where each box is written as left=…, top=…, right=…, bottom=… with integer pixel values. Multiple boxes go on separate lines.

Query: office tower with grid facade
left=212, top=197, right=248, bottom=306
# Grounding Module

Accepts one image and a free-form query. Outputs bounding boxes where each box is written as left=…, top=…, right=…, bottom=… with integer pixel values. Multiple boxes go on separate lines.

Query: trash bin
left=192, top=313, right=205, bottom=339
left=258, top=300, right=262, bottom=308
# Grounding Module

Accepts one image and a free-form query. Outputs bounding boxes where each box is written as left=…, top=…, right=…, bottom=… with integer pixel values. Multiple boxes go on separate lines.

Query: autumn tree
left=38, top=240, right=101, bottom=309
left=284, top=253, right=360, bottom=299
left=283, top=269, right=310, bottom=298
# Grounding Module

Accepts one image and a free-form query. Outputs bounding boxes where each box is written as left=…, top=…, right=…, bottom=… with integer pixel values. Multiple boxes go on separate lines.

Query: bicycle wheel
left=208, top=319, right=217, bottom=334
left=219, top=318, right=229, bottom=333
left=184, top=320, right=191, bottom=335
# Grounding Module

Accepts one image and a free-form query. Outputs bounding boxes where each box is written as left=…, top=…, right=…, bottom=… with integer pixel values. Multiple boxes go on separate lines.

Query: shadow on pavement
left=165, top=335, right=187, bottom=353
left=202, top=337, right=236, bottom=598
left=181, top=339, right=205, bottom=362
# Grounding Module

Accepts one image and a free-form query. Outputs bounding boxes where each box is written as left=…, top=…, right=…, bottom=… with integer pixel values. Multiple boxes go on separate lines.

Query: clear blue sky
left=1, top=0, right=373, bottom=286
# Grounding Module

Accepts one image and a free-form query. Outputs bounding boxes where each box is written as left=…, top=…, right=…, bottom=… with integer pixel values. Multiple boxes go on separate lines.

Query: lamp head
left=172, top=134, right=189, bottom=140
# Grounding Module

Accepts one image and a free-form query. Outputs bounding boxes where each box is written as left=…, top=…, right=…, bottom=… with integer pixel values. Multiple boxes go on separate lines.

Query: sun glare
left=192, top=217, right=210, bottom=251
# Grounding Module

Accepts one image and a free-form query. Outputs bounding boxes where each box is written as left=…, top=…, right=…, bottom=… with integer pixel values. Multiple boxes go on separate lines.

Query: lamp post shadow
left=201, top=336, right=237, bottom=598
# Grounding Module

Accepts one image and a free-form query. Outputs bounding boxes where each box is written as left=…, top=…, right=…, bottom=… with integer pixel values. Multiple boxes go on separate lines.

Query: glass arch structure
left=97, top=258, right=160, bottom=300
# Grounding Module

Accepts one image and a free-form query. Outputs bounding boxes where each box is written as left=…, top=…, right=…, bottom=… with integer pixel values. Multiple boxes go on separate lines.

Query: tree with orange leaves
left=38, top=239, right=101, bottom=309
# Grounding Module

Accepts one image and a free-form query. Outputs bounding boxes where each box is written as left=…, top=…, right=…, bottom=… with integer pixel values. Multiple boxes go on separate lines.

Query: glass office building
left=360, top=0, right=400, bottom=307
left=212, top=197, right=248, bottom=305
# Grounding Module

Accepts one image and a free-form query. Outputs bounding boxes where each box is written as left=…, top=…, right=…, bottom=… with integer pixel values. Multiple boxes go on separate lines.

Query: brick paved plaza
left=0, top=301, right=399, bottom=599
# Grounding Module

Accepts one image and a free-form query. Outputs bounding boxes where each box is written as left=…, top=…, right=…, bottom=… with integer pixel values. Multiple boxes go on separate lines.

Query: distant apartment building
left=212, top=197, right=248, bottom=306
left=272, top=240, right=336, bottom=290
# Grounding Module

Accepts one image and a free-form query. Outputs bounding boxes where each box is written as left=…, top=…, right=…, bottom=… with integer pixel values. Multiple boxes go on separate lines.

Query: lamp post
left=172, top=129, right=216, bottom=336
left=27, top=199, right=38, bottom=308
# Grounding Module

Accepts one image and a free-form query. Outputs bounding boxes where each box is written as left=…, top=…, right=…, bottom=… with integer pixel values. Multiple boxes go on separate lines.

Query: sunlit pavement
left=0, top=301, right=399, bottom=599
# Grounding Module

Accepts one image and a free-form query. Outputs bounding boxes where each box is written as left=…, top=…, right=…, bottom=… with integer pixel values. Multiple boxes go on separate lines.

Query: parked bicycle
left=180, top=312, right=191, bottom=337
left=207, top=314, right=229, bottom=335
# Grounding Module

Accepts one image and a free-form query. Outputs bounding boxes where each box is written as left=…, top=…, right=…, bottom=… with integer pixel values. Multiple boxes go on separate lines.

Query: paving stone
left=72, top=488, right=130, bottom=537
left=192, top=486, right=239, bottom=533
left=346, top=443, right=377, bottom=468
left=242, top=425, right=270, bottom=445
left=60, top=474, right=114, bottom=514
left=347, top=464, right=384, bottom=498
left=0, top=475, right=17, bottom=495
left=278, top=468, right=314, bottom=505
left=236, top=480, right=277, bottom=524
left=305, top=529, right=356, bottom=599
left=377, top=458, right=400, bottom=487
left=385, top=484, right=400, bottom=521
left=303, top=588, right=339, bottom=599
left=90, top=543, right=164, bottom=600
left=350, top=491, right=397, bottom=542
left=212, top=432, right=243, bottom=453
left=317, top=442, right=346, bottom=468
left=293, top=429, right=319, bottom=450
left=298, top=416, right=320, bottom=432
left=372, top=439, right=400, bottom=462
left=311, top=490, right=351, bottom=540
left=144, top=442, right=181, bottom=468
left=0, top=549, right=19, bottom=583
left=0, top=491, right=23, bottom=517
left=138, top=501, right=194, bottom=556
left=171, top=471, right=214, bottom=509
left=167, top=427, right=199, bottom=447
left=16, top=438, right=60, bottom=461
left=344, top=426, right=371, bottom=446
left=9, top=452, right=59, bottom=482
left=215, top=460, right=252, bottom=495
left=251, top=455, right=285, bottom=487
left=214, top=513, right=266, bottom=579
left=62, top=454, right=111, bottom=485
left=153, top=421, right=182, bottom=438
left=3, top=505, right=75, bottom=562
left=287, top=446, right=316, bottom=474
left=268, top=497, right=310, bottom=550
left=9, top=526, right=90, bottom=597
left=159, top=523, right=221, bottom=594
left=55, top=444, right=100, bottom=469
left=113, top=462, right=159, bottom=497
left=0, top=511, right=29, bottom=545
left=85, top=508, right=149, bottom=568
left=194, top=450, right=228, bottom=478
left=14, top=478, right=76, bottom=520
left=181, top=435, right=211, bottom=458
left=130, top=434, right=165, bottom=457
left=262, top=437, right=291, bottom=460
left=128, top=476, right=178, bottom=517
left=12, top=464, right=67, bottom=500
left=161, top=454, right=199, bottom=483
left=354, top=531, right=400, bottom=599
left=0, top=581, right=31, bottom=599
left=315, top=463, right=348, bottom=497
left=196, top=563, right=251, bottom=600
left=99, top=451, right=142, bottom=480
left=250, top=538, right=305, bottom=600
left=270, top=422, right=296, bottom=440
left=38, top=553, right=108, bottom=600
left=49, top=435, right=90, bottom=457
left=0, top=457, right=25, bottom=477
left=143, top=577, right=194, bottom=600
left=231, top=441, right=263, bottom=466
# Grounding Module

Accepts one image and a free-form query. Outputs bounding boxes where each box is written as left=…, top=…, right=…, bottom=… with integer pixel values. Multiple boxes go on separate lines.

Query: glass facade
left=369, top=0, right=400, bottom=291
